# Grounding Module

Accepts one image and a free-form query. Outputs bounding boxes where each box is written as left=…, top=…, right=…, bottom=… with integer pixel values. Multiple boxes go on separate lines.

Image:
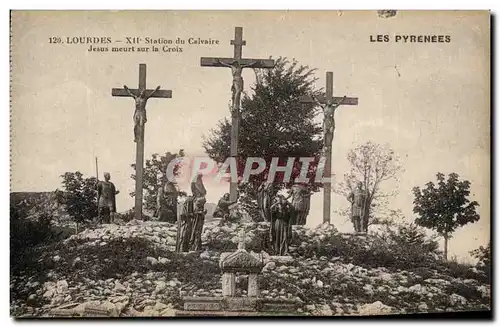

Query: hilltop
left=10, top=219, right=491, bottom=317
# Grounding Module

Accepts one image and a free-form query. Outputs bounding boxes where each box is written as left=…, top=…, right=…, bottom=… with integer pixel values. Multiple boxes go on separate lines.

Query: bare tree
left=334, top=141, right=404, bottom=231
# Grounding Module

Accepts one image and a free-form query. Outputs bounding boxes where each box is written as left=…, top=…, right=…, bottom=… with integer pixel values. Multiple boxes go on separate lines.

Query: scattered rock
left=358, top=301, right=393, bottom=315
left=477, top=285, right=490, bottom=298
left=305, top=304, right=316, bottom=312
left=263, top=261, right=276, bottom=271
left=154, top=301, right=168, bottom=312
left=114, top=281, right=126, bottom=293
left=26, top=294, right=37, bottom=305
left=158, top=257, right=170, bottom=265
left=146, top=257, right=158, bottom=266
left=200, top=251, right=211, bottom=259
left=363, top=284, right=374, bottom=296
left=155, top=281, right=167, bottom=293
left=408, top=284, right=426, bottom=295
left=417, top=302, right=428, bottom=311
left=10, top=220, right=492, bottom=317
left=56, top=280, right=69, bottom=294
left=449, top=294, right=467, bottom=306
left=424, top=278, right=450, bottom=287
left=159, top=304, right=176, bottom=317
left=72, top=257, right=82, bottom=268
left=315, top=304, right=333, bottom=316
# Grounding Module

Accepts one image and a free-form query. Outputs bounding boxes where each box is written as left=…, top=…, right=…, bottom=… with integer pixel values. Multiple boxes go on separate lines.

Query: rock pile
left=10, top=219, right=491, bottom=317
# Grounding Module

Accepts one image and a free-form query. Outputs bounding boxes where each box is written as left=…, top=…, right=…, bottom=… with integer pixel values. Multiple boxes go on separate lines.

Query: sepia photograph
left=10, top=10, right=490, bottom=318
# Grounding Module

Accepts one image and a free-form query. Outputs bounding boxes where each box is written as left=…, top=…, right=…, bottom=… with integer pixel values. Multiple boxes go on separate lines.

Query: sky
left=10, top=10, right=490, bottom=262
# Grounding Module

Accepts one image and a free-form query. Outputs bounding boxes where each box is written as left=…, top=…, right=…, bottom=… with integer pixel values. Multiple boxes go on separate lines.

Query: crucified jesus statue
left=124, top=85, right=161, bottom=142
left=217, top=59, right=257, bottom=115
left=313, top=95, right=347, bottom=154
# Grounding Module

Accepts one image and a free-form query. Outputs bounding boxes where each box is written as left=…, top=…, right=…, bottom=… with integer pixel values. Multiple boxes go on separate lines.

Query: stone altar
left=177, top=231, right=300, bottom=316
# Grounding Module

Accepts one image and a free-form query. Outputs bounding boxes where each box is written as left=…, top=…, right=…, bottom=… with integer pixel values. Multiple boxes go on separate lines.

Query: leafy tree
left=334, top=142, right=403, bottom=231
left=470, top=242, right=490, bottom=271
left=58, top=171, right=98, bottom=232
left=412, top=172, right=480, bottom=261
left=130, top=150, right=185, bottom=212
left=203, top=57, right=324, bottom=219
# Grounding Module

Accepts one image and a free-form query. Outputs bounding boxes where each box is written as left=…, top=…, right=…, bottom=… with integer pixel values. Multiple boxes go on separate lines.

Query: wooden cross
left=299, top=72, right=359, bottom=224
left=111, top=63, right=172, bottom=220
left=200, top=27, right=275, bottom=202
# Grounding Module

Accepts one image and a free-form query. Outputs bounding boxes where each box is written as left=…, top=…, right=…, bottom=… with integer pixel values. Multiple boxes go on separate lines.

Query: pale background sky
left=11, top=10, right=490, bottom=262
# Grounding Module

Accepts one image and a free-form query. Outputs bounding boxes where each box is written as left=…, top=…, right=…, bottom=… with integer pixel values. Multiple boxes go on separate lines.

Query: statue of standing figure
left=156, top=180, right=178, bottom=224
left=176, top=195, right=194, bottom=253
left=347, top=181, right=369, bottom=233
left=257, top=181, right=274, bottom=222
left=269, top=195, right=293, bottom=256
left=189, top=173, right=207, bottom=251
left=217, top=59, right=256, bottom=115
left=123, top=85, right=161, bottom=143
left=286, top=184, right=312, bottom=225
left=96, top=172, right=119, bottom=224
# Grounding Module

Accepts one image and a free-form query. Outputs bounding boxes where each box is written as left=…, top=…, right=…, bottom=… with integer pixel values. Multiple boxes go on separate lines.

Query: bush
left=58, top=172, right=98, bottom=227
left=10, top=212, right=55, bottom=249
left=115, top=209, right=135, bottom=223
left=237, top=182, right=263, bottom=222
left=470, top=243, right=490, bottom=272
left=295, top=222, right=441, bottom=271
left=10, top=203, right=62, bottom=280
left=382, top=223, right=440, bottom=254
left=372, top=223, right=441, bottom=268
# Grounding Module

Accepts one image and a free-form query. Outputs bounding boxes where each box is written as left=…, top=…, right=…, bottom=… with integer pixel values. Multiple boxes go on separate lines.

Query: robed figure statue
left=156, top=180, right=178, bottom=224
left=287, top=184, right=312, bottom=225
left=257, top=181, right=273, bottom=222
left=270, top=195, right=293, bottom=256
left=189, top=174, right=207, bottom=251
left=190, top=196, right=207, bottom=251
left=176, top=196, right=194, bottom=253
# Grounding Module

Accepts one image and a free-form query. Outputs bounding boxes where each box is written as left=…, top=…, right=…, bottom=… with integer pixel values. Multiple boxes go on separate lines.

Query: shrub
left=115, top=209, right=135, bottom=223
left=58, top=172, right=98, bottom=229
left=295, top=222, right=441, bottom=271
left=10, top=203, right=61, bottom=263
left=10, top=203, right=63, bottom=302
left=470, top=243, right=490, bottom=272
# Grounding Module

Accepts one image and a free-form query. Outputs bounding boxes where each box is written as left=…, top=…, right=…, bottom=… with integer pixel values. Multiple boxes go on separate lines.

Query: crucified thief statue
left=124, top=85, right=161, bottom=142
left=313, top=95, right=347, bottom=153
left=217, top=59, right=256, bottom=114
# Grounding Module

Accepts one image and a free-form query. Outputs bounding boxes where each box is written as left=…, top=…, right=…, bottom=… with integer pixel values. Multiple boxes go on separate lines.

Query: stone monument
left=177, top=231, right=299, bottom=316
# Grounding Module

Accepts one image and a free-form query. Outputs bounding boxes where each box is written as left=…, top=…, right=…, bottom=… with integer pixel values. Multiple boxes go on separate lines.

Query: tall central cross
left=300, top=72, right=359, bottom=224
left=111, top=64, right=172, bottom=220
left=200, top=27, right=275, bottom=202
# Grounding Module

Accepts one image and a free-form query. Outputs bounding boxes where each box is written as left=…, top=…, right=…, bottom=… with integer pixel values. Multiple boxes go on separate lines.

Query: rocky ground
left=10, top=219, right=491, bottom=317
